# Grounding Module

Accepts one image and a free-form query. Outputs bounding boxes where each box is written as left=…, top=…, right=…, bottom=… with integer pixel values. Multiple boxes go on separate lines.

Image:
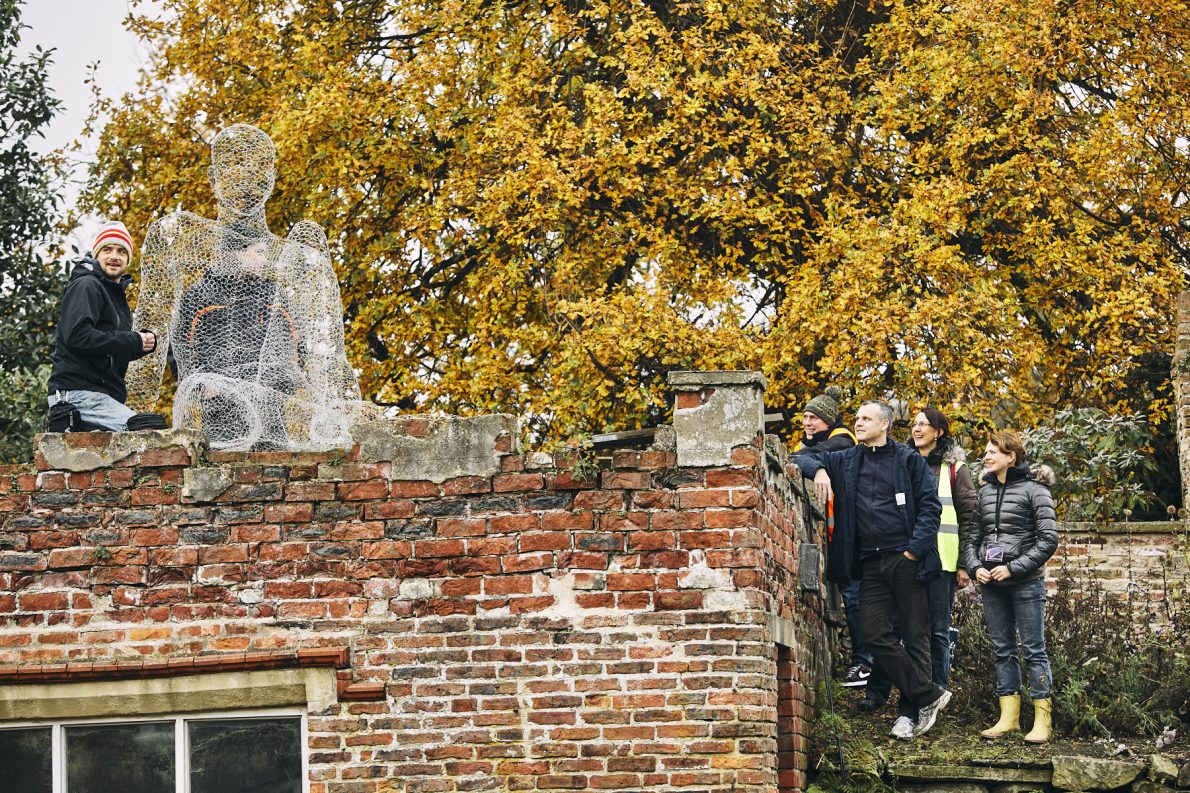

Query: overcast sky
left=17, top=0, right=163, bottom=247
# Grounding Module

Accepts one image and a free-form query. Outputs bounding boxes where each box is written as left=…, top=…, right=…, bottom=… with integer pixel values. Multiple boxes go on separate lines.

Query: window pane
left=0, top=727, right=52, bottom=793
left=189, top=717, right=301, bottom=793
left=65, top=722, right=174, bottom=793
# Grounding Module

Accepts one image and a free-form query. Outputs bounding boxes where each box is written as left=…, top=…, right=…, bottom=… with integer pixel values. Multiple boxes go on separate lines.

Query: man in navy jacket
left=794, top=400, right=951, bottom=739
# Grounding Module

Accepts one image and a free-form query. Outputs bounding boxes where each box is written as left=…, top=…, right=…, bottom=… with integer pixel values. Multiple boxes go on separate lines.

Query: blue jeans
left=980, top=578, right=1053, bottom=699
left=928, top=573, right=957, bottom=688
left=48, top=390, right=135, bottom=432
left=843, top=579, right=874, bottom=668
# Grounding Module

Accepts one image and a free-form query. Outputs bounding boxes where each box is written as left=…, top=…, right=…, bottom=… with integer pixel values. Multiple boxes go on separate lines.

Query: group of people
left=792, top=388, right=1059, bottom=742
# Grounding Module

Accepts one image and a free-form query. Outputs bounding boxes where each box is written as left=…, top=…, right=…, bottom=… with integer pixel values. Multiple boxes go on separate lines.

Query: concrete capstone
left=36, top=429, right=203, bottom=472
left=349, top=413, right=517, bottom=482
left=668, top=370, right=765, bottom=467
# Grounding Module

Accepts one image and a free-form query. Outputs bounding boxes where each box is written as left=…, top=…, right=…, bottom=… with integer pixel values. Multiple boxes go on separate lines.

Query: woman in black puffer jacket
left=962, top=430, right=1057, bottom=744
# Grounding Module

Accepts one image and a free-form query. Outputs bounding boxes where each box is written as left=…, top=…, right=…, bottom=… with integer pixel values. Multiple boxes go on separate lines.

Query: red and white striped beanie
left=91, top=221, right=134, bottom=256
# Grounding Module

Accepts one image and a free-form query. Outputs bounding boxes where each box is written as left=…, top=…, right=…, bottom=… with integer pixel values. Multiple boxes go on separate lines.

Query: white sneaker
left=912, top=689, right=952, bottom=737
left=890, top=716, right=915, bottom=740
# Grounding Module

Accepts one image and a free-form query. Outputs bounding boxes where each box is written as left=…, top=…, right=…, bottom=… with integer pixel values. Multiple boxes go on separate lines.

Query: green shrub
left=1020, top=408, right=1157, bottom=522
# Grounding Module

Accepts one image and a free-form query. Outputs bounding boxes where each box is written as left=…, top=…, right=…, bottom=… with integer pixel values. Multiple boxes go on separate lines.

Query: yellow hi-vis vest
left=937, top=461, right=963, bottom=572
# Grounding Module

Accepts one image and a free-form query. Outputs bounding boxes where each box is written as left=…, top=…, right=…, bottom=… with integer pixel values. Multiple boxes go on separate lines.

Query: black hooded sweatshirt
left=47, top=259, right=149, bottom=403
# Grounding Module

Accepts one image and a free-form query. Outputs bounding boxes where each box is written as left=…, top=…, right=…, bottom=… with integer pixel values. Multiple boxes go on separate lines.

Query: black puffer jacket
left=47, top=259, right=149, bottom=403
left=962, top=461, right=1058, bottom=585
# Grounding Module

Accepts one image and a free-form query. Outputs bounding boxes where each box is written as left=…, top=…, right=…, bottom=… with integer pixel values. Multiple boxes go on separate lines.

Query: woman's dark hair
left=988, top=430, right=1026, bottom=464
left=920, top=407, right=950, bottom=439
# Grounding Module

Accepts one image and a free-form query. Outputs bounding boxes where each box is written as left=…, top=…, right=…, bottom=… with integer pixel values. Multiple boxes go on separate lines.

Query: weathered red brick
left=285, top=481, right=336, bottom=501
left=541, top=511, right=592, bottom=531
left=493, top=473, right=545, bottom=493
left=601, top=471, right=650, bottom=490
left=339, top=480, right=389, bottom=501
left=490, top=514, right=539, bottom=534
left=705, top=469, right=754, bottom=488
left=131, top=487, right=178, bottom=506
left=573, top=491, right=624, bottom=511
left=655, top=591, right=704, bottom=610
left=18, top=592, right=70, bottom=611
left=131, top=528, right=181, bottom=546
left=137, top=448, right=193, bottom=468
left=519, top=532, right=569, bottom=552
left=703, top=509, right=753, bottom=529
left=390, top=481, right=440, bottom=498
left=263, top=502, right=314, bottom=522
left=606, top=573, right=656, bottom=591
left=361, top=541, right=412, bottom=560
left=442, top=476, right=490, bottom=495
left=414, top=539, right=465, bottom=558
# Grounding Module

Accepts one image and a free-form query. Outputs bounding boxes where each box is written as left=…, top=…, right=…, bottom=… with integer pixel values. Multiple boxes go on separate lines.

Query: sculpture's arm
left=285, top=221, right=361, bottom=402
left=125, top=219, right=176, bottom=412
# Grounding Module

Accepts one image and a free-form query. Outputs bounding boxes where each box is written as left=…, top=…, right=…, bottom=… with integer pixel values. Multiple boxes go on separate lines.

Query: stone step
left=891, top=764, right=1053, bottom=785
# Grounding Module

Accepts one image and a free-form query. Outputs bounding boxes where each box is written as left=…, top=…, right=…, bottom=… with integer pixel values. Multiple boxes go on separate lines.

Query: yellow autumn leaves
left=83, top=0, right=1187, bottom=441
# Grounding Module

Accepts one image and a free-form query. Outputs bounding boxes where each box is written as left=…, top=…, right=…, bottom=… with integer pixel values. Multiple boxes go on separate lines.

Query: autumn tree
left=83, top=0, right=1188, bottom=443
left=0, top=0, right=62, bottom=462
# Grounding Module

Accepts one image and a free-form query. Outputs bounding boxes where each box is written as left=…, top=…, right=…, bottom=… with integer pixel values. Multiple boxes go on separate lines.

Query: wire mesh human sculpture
left=127, top=124, right=371, bottom=451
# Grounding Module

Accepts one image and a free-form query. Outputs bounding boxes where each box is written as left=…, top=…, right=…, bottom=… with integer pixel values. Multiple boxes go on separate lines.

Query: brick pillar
left=1176, top=293, right=1190, bottom=510
left=667, top=370, right=766, bottom=468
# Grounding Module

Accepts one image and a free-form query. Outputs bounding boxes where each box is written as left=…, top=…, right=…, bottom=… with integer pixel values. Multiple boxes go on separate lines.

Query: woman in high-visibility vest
left=861, top=407, right=977, bottom=711
left=909, top=408, right=977, bottom=687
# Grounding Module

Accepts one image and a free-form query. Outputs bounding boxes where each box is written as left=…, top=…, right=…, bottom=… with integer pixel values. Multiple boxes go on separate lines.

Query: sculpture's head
left=209, top=124, right=276, bottom=217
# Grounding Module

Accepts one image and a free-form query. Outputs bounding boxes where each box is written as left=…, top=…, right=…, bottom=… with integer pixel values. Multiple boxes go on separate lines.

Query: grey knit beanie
left=803, top=385, right=844, bottom=425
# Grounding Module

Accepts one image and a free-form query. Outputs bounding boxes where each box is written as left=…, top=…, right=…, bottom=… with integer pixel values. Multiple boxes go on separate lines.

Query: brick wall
left=1052, top=521, right=1190, bottom=625
left=0, top=372, right=830, bottom=793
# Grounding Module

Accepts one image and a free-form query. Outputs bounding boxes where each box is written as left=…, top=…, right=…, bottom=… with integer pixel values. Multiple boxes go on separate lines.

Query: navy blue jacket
left=794, top=440, right=942, bottom=584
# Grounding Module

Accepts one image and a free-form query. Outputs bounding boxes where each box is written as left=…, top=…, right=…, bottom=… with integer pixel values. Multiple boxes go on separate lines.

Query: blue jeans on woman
left=927, top=573, right=957, bottom=687
left=980, top=577, right=1053, bottom=698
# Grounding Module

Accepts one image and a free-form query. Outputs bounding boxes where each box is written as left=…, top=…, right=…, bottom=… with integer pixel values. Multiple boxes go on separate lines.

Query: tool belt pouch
left=45, top=401, right=82, bottom=433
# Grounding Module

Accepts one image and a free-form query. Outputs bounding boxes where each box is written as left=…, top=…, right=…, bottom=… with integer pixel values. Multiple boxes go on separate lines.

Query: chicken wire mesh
left=126, top=123, right=377, bottom=451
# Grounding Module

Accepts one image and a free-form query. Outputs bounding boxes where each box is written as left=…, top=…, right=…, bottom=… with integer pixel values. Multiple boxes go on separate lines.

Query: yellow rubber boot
left=1024, top=698, right=1052, bottom=744
left=980, top=694, right=1021, bottom=739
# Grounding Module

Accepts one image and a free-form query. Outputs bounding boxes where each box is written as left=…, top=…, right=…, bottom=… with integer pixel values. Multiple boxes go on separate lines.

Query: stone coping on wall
left=1061, top=521, right=1190, bottom=535
left=886, top=753, right=1190, bottom=792
left=25, top=411, right=520, bottom=484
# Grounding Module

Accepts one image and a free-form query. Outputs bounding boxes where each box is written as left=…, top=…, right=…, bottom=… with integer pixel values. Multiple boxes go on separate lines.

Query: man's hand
left=813, top=469, right=833, bottom=505
left=988, top=565, right=1012, bottom=582
left=139, top=331, right=156, bottom=352
left=975, top=567, right=992, bottom=584
left=957, top=568, right=971, bottom=588
left=903, top=551, right=919, bottom=562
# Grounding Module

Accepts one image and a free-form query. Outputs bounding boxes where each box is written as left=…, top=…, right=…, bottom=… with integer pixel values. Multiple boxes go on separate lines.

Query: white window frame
left=1, top=707, right=308, bottom=793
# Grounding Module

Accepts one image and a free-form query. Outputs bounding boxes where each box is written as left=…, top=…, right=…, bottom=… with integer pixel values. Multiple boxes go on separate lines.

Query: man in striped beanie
left=46, top=221, right=158, bottom=431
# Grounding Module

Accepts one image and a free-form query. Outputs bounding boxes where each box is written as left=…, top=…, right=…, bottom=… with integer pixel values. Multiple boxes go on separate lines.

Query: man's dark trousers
left=859, top=553, right=943, bottom=718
